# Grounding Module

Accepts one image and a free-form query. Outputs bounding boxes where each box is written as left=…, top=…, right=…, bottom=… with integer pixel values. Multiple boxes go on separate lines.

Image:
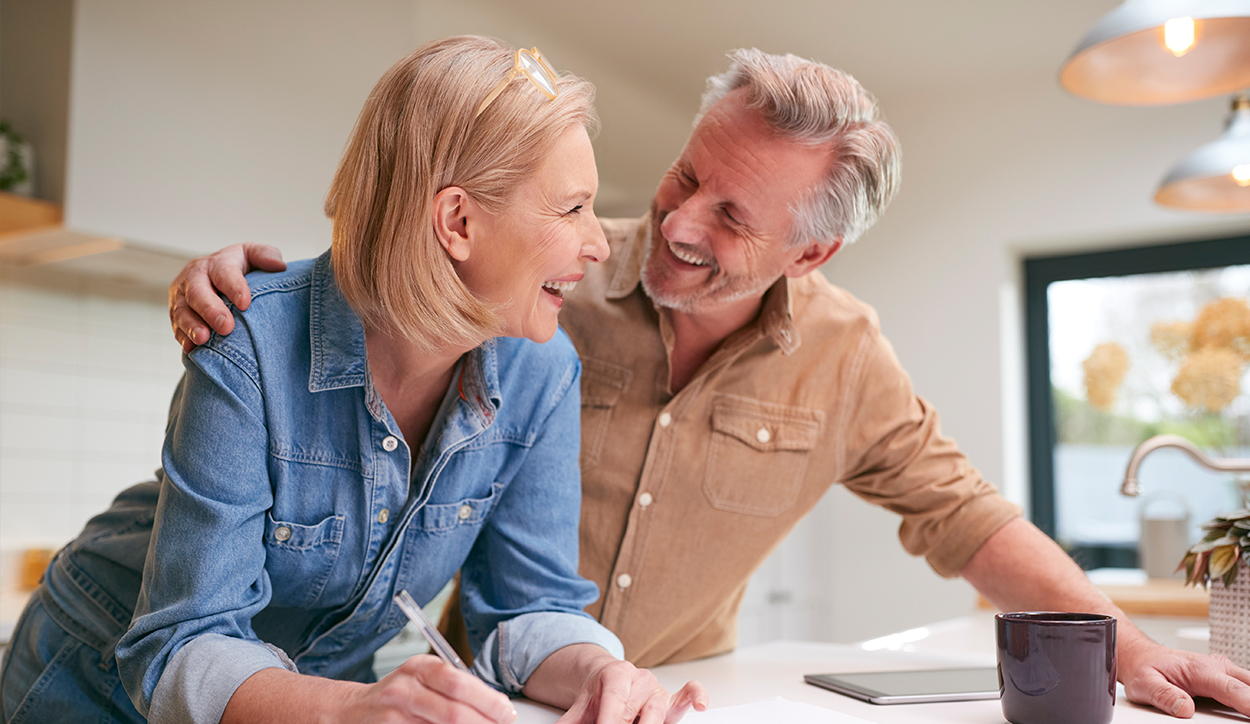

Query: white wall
left=0, top=268, right=182, bottom=546
left=64, top=0, right=418, bottom=259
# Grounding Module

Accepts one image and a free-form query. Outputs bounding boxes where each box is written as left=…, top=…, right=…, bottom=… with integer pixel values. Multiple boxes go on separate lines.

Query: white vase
left=1210, top=561, right=1250, bottom=669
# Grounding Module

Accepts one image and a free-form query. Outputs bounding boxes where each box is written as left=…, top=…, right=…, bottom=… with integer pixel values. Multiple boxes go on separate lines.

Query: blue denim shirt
left=44, top=252, right=621, bottom=722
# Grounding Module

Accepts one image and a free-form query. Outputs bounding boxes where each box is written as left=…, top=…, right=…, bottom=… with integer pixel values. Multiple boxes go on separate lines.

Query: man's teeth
left=542, top=280, right=577, bottom=297
left=668, top=240, right=711, bottom=267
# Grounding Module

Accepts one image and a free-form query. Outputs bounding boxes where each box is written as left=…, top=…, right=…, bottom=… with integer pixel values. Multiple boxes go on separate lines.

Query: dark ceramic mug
left=995, top=612, right=1117, bottom=724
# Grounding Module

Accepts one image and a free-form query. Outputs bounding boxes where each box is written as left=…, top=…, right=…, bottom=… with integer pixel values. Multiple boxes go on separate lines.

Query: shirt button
left=658, top=412, right=672, bottom=428
left=382, top=436, right=399, bottom=452
left=378, top=509, right=389, bottom=524
left=638, top=493, right=653, bottom=509
left=458, top=504, right=472, bottom=520
left=756, top=427, right=771, bottom=443
left=274, top=526, right=291, bottom=542
left=617, top=573, right=632, bottom=589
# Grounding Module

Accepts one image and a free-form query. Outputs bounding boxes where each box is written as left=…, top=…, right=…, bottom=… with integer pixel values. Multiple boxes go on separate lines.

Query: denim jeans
left=1, top=589, right=142, bottom=724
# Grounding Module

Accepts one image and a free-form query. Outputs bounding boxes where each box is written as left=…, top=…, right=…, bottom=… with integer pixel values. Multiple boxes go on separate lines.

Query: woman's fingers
left=399, top=656, right=516, bottom=723
left=664, top=681, right=710, bottom=723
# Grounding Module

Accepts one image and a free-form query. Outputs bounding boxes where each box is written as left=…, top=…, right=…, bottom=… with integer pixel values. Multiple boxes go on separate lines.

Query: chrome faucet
left=1121, top=434, right=1250, bottom=497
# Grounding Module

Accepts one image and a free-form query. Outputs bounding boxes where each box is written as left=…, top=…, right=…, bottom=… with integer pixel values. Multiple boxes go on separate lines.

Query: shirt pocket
left=263, top=511, right=345, bottom=608
left=579, top=357, right=633, bottom=469
left=415, top=482, right=506, bottom=533
left=702, top=394, right=823, bottom=517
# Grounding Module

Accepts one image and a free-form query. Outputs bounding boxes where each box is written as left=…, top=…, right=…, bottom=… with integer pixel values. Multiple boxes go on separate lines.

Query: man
left=170, top=49, right=1250, bottom=717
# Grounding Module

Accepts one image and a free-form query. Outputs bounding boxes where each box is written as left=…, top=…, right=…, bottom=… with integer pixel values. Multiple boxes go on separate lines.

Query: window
left=1024, top=234, right=1250, bottom=569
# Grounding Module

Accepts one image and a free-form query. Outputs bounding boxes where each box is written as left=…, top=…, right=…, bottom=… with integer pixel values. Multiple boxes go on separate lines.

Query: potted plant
left=1180, top=510, right=1250, bottom=667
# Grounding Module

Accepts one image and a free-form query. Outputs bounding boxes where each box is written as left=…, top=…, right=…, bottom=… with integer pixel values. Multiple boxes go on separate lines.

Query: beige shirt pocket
left=579, top=356, right=633, bottom=468
left=703, top=394, right=823, bottom=517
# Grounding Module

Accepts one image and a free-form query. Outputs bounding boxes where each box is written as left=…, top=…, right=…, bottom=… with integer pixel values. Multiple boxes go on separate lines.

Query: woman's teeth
left=668, top=240, right=711, bottom=267
left=542, top=280, right=578, bottom=298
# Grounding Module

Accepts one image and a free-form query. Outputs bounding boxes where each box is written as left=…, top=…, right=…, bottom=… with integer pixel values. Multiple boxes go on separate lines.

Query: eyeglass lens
left=518, top=50, right=557, bottom=97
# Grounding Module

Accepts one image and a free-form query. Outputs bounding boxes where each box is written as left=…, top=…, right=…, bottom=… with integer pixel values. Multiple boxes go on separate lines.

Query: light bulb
left=1163, top=17, right=1196, bottom=56
left=1233, top=164, right=1250, bottom=187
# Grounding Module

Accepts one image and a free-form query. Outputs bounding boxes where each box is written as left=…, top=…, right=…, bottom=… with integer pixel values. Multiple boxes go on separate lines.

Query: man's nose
left=659, top=200, right=702, bottom=244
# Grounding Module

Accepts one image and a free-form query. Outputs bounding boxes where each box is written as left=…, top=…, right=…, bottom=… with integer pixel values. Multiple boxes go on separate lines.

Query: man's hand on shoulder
left=170, top=244, right=287, bottom=353
left=1120, top=638, right=1250, bottom=718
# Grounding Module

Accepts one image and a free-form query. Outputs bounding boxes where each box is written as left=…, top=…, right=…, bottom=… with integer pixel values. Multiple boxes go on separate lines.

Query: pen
left=393, top=589, right=473, bottom=673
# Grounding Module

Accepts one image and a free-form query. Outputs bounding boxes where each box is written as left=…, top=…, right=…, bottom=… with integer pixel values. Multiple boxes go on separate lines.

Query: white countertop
left=514, top=612, right=1235, bottom=724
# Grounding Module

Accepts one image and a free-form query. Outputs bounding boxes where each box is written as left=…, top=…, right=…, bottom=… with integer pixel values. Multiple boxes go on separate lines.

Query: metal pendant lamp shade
left=1155, top=94, right=1250, bottom=211
left=1060, top=0, right=1250, bottom=105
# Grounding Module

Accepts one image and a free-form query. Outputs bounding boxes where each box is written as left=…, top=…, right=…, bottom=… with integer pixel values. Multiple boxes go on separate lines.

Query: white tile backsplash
left=0, top=268, right=183, bottom=568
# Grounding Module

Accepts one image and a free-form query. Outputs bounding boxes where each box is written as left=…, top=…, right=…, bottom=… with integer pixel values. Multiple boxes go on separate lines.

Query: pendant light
left=1059, top=0, right=1250, bottom=105
left=1154, top=93, right=1250, bottom=211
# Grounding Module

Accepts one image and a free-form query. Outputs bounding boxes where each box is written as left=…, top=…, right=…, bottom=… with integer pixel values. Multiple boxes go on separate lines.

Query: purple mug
left=995, top=612, right=1117, bottom=724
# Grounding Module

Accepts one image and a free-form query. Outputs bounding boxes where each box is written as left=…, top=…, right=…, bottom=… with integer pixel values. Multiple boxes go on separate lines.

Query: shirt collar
left=607, top=214, right=801, bottom=355
left=306, top=252, right=501, bottom=421
left=308, top=252, right=368, bottom=392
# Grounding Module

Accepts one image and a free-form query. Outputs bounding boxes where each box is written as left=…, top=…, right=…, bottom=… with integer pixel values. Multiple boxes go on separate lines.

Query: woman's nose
left=581, top=221, right=610, bottom=263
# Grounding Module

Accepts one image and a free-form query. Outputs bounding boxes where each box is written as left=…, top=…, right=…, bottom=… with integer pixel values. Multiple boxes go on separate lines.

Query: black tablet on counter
left=804, top=666, right=1001, bottom=705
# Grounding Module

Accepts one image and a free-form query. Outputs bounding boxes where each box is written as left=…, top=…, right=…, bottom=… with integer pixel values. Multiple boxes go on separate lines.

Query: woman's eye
left=567, top=205, right=583, bottom=215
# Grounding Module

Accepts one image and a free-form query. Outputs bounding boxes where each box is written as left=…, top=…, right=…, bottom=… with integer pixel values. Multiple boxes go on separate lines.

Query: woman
left=0, top=36, right=705, bottom=724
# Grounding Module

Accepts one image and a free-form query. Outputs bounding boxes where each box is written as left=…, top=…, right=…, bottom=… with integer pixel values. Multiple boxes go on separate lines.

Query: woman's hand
left=169, top=243, right=287, bottom=352
left=523, top=644, right=708, bottom=724
left=338, top=655, right=518, bottom=724
left=223, top=658, right=516, bottom=724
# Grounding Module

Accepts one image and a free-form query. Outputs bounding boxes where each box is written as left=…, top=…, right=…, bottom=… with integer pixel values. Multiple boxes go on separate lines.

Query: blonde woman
left=0, top=37, right=705, bottom=724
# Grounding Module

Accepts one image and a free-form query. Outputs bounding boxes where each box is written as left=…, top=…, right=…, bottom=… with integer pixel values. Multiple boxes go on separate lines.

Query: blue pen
left=394, top=589, right=473, bottom=673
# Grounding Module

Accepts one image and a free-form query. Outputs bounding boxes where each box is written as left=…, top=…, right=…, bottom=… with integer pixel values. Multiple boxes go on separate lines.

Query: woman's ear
left=432, top=186, right=475, bottom=262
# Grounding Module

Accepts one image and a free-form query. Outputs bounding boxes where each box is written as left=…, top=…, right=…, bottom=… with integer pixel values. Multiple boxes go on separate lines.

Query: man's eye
left=720, top=207, right=740, bottom=225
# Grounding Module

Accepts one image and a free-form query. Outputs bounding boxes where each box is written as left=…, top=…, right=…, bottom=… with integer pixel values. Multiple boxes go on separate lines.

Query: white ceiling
left=471, top=0, right=1115, bottom=109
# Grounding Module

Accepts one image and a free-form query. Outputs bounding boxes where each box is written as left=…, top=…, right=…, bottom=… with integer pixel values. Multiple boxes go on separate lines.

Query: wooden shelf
left=977, top=577, right=1209, bottom=618
left=0, top=192, right=62, bottom=239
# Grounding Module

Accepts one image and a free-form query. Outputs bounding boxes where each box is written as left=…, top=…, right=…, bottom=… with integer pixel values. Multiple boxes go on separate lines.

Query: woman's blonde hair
left=325, top=36, right=598, bottom=351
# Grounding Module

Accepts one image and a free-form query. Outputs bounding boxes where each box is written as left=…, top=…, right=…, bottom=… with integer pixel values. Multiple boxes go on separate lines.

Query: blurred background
left=1, top=0, right=1248, bottom=650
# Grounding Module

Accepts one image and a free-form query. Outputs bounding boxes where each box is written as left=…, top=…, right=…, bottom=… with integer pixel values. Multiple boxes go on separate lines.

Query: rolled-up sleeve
left=839, top=326, right=1021, bottom=578
left=116, top=333, right=286, bottom=720
left=459, top=351, right=622, bottom=693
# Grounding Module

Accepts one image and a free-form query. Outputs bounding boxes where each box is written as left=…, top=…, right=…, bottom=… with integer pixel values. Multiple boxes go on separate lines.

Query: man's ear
left=432, top=186, right=476, bottom=262
left=784, top=237, right=843, bottom=278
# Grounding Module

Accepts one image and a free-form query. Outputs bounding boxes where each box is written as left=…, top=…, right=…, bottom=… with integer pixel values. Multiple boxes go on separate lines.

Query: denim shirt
left=64, top=252, right=622, bottom=722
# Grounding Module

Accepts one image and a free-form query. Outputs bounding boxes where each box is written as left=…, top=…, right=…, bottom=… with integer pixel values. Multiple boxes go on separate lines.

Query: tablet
left=803, top=666, right=1001, bottom=704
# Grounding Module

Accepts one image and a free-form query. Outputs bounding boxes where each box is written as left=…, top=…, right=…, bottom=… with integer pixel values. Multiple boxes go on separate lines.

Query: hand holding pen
left=333, top=590, right=515, bottom=723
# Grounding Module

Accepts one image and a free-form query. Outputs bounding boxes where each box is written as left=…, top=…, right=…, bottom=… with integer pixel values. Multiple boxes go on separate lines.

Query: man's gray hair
left=696, top=48, right=901, bottom=247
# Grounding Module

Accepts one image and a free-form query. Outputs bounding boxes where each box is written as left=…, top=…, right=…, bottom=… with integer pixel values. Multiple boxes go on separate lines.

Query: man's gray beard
left=640, top=225, right=777, bottom=314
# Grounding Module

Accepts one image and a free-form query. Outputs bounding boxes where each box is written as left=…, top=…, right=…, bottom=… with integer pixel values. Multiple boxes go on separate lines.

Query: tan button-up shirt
left=558, top=215, right=1021, bottom=668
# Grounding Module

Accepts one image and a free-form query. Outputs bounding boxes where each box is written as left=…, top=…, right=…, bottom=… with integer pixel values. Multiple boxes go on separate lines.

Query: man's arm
left=962, top=518, right=1250, bottom=718
left=170, top=243, right=286, bottom=351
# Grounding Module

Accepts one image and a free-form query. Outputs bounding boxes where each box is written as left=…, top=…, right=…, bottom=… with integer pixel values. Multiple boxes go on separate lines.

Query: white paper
left=683, top=697, right=876, bottom=724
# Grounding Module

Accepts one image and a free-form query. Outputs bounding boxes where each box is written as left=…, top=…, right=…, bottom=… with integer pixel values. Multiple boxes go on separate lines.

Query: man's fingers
left=241, top=243, right=287, bottom=273
left=183, top=278, right=234, bottom=337
left=208, top=255, right=253, bottom=312
left=1201, top=659, right=1250, bottom=716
